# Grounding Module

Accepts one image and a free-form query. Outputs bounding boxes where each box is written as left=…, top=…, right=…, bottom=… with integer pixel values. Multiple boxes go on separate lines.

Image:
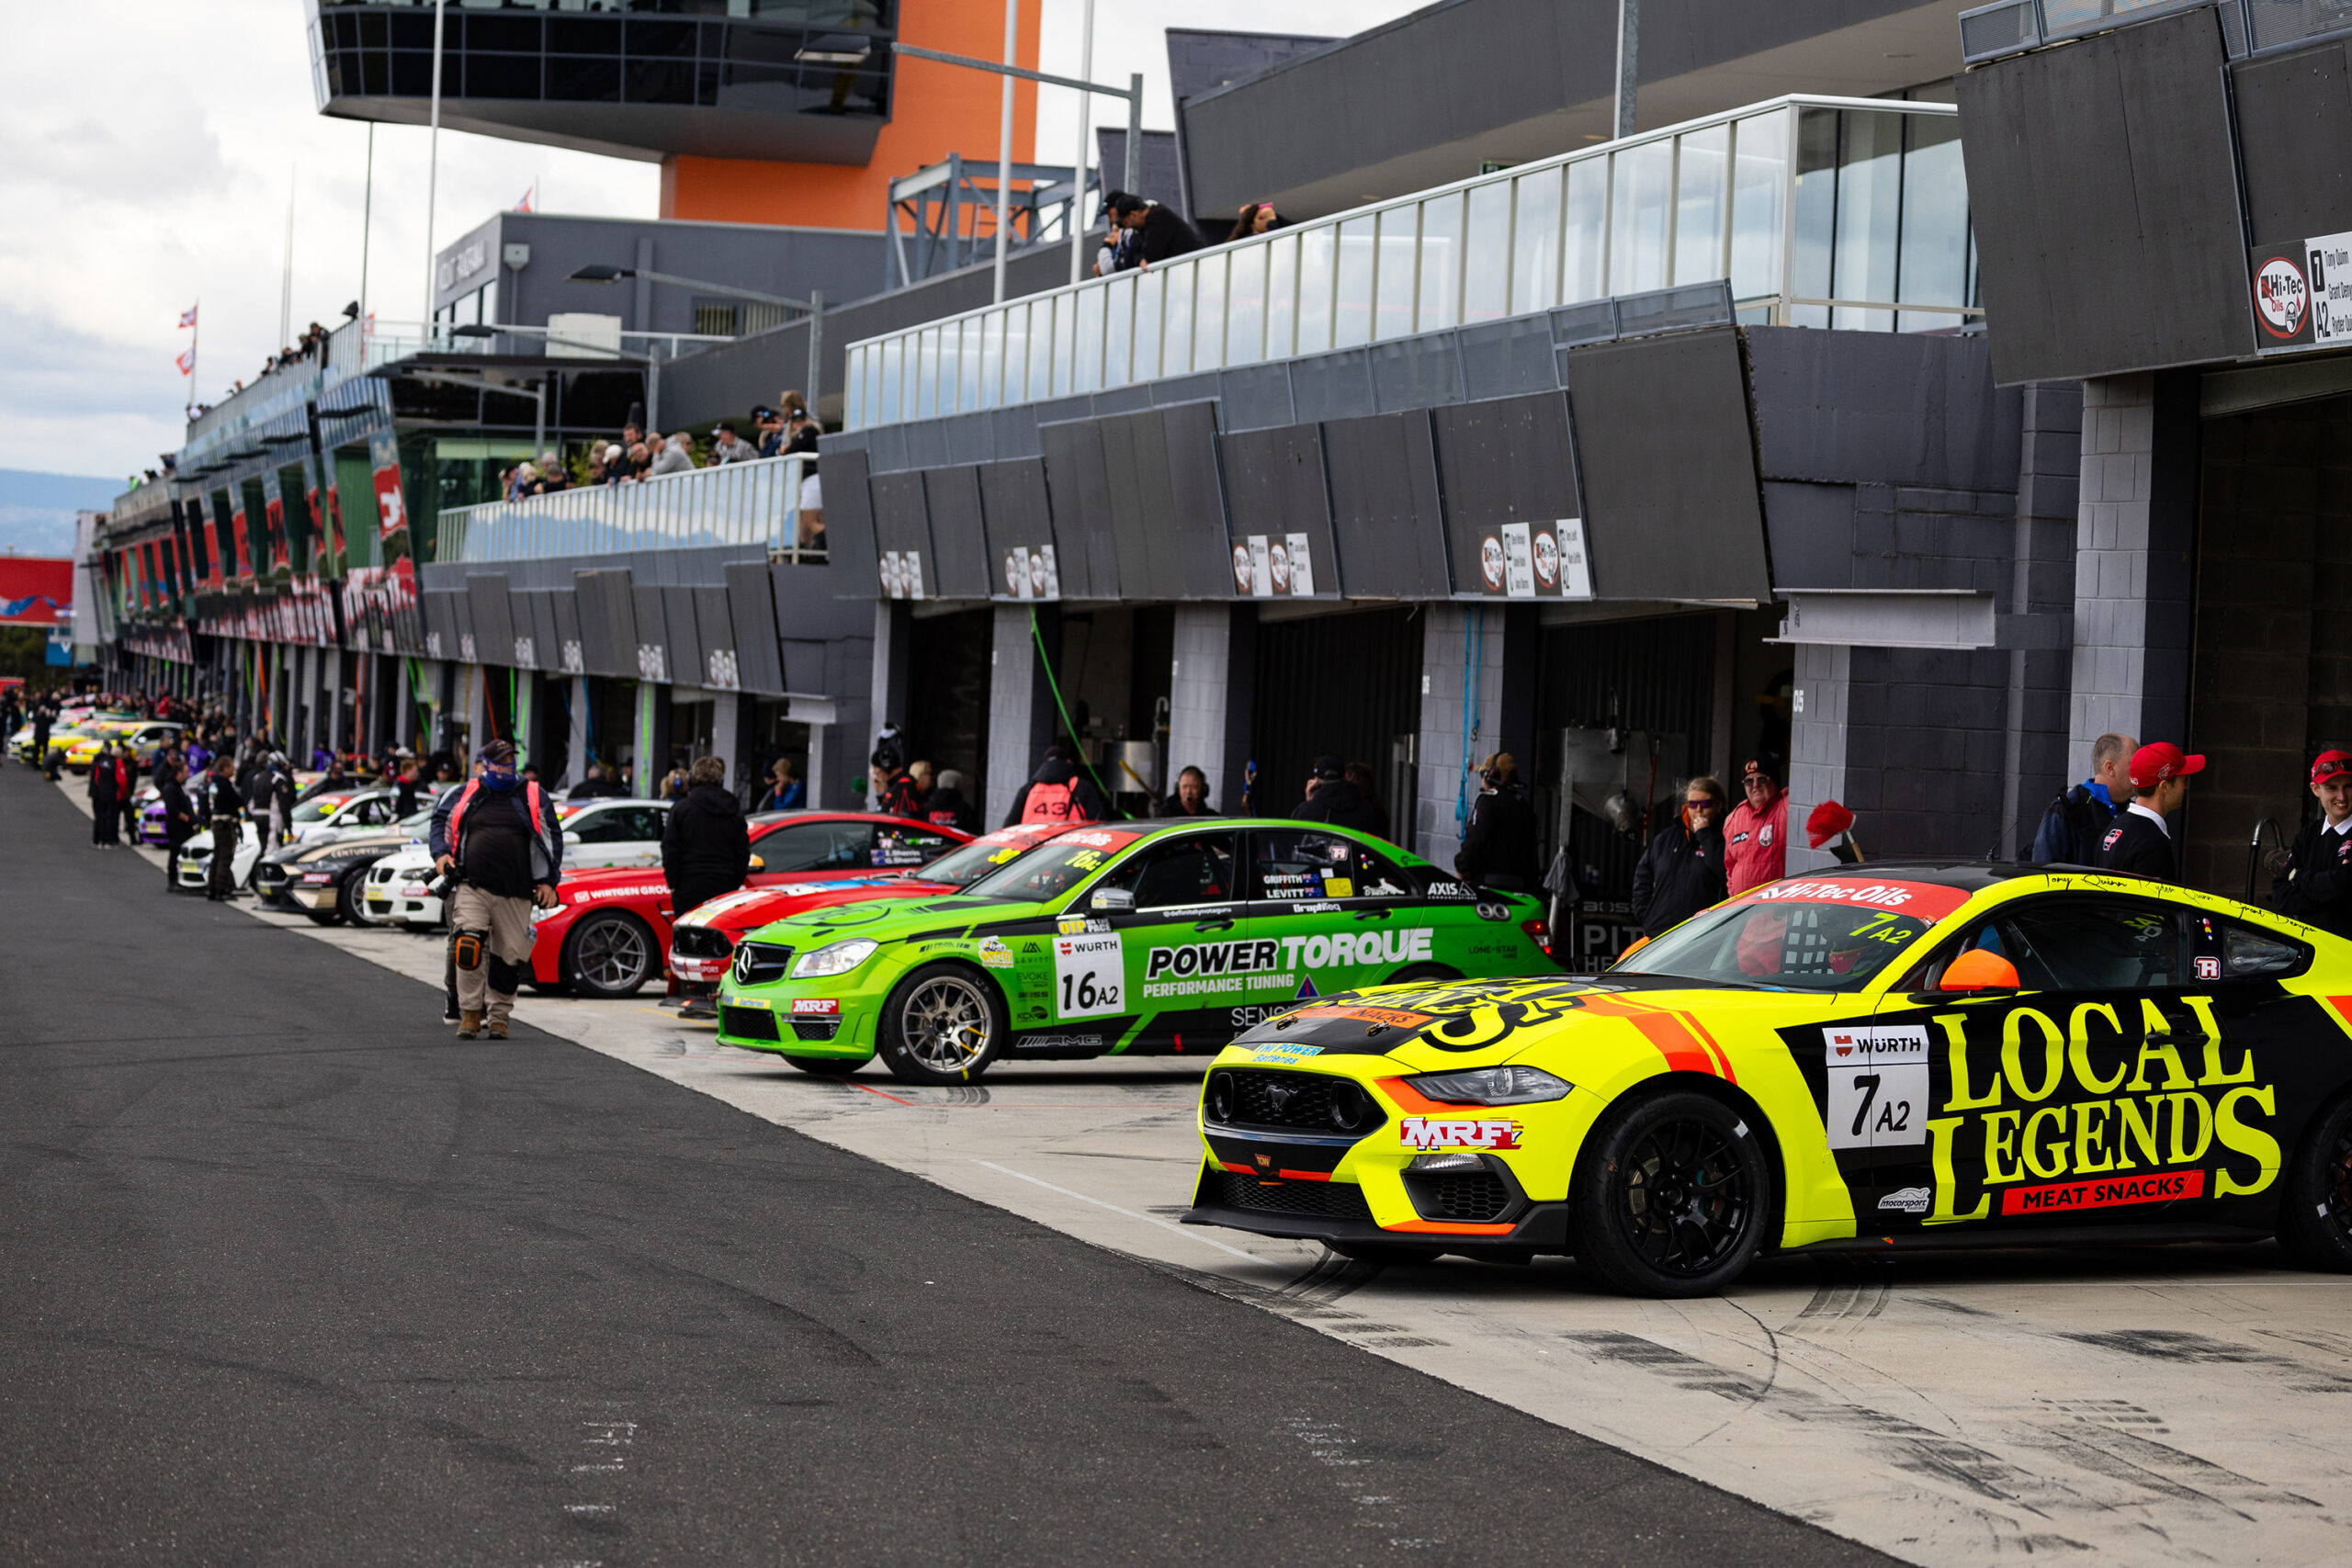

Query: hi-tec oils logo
left=1400, top=1116, right=1522, bottom=1150
left=2256, top=254, right=2311, bottom=339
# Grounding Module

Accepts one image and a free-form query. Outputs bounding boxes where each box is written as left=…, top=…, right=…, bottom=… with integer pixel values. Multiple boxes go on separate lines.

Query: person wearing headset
left=1454, top=752, right=1540, bottom=891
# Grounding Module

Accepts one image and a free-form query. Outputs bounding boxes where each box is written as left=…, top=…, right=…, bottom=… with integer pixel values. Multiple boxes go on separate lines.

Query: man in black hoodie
left=1110, top=194, right=1204, bottom=266
left=1631, top=777, right=1730, bottom=938
left=1292, top=753, right=1384, bottom=838
left=922, top=768, right=980, bottom=835
left=662, top=756, right=752, bottom=916
left=1006, top=743, right=1108, bottom=826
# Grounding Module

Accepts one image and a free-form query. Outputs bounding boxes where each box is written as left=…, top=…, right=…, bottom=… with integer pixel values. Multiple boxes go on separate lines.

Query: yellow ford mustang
left=1185, top=864, right=2352, bottom=1296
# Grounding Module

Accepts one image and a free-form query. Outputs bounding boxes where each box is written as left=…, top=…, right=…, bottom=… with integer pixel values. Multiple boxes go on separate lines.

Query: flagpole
left=423, top=0, right=447, bottom=333
left=187, top=300, right=200, bottom=418
left=359, top=123, right=374, bottom=329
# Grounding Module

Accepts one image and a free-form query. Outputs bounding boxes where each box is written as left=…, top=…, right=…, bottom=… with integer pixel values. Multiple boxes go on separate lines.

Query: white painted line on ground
left=973, top=1158, right=1261, bottom=1261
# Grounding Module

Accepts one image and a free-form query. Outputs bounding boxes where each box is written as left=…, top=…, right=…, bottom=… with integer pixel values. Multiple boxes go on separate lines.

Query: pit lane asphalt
left=0, top=765, right=1891, bottom=1568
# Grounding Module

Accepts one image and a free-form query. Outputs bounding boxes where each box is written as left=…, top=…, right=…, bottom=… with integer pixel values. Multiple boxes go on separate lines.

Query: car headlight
left=790, top=938, right=878, bottom=978
left=530, top=900, right=564, bottom=923
left=1406, top=1065, right=1573, bottom=1105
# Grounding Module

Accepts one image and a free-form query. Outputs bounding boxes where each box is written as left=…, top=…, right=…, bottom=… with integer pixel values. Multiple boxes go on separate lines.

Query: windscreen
left=958, top=829, right=1148, bottom=902
left=1613, top=880, right=1973, bottom=992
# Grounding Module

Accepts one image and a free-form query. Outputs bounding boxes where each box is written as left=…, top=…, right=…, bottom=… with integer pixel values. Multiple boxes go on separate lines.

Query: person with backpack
left=2031, top=731, right=2135, bottom=864
left=1005, top=742, right=1108, bottom=826
left=428, top=740, right=564, bottom=1040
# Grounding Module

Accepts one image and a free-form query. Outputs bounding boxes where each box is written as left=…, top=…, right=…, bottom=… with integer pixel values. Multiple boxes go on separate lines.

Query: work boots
left=486, top=1020, right=509, bottom=1040
left=457, top=1010, right=482, bottom=1040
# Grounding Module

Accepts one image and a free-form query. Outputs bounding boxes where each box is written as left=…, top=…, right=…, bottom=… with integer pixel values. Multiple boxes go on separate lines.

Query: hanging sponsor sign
left=1231, top=533, right=1316, bottom=598
left=368, top=429, right=409, bottom=547
left=1475, top=518, right=1591, bottom=600
left=1001, top=544, right=1059, bottom=601
left=261, top=468, right=290, bottom=580
left=880, top=549, right=926, bottom=601
left=2248, top=232, right=2352, bottom=351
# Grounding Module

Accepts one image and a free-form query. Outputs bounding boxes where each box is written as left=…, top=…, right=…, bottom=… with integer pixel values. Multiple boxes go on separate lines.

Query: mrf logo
left=1400, top=1116, right=1522, bottom=1151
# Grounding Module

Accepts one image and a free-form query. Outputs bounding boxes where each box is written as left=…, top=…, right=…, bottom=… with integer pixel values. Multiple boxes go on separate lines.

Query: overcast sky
left=5, top=0, right=1419, bottom=487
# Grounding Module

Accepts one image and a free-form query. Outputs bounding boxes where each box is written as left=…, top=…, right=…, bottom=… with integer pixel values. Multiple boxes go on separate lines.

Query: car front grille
left=720, top=1006, right=780, bottom=1041
left=672, top=926, right=730, bottom=960
left=791, top=1021, right=841, bottom=1041
left=1206, top=1169, right=1374, bottom=1221
left=733, top=942, right=794, bottom=986
left=1405, top=1171, right=1513, bottom=1224
left=254, top=865, right=289, bottom=892
left=1204, top=1068, right=1382, bottom=1136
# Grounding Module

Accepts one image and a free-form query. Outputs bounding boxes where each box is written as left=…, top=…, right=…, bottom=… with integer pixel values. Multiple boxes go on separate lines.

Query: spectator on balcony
left=627, top=440, right=651, bottom=477
left=648, top=434, right=695, bottom=477
left=529, top=452, right=569, bottom=495
left=1094, top=193, right=1140, bottom=276
left=1111, top=194, right=1204, bottom=268
left=796, top=457, right=825, bottom=552
left=754, top=405, right=785, bottom=457
left=505, top=462, right=537, bottom=502
left=711, top=422, right=759, bottom=465
left=1227, top=202, right=1288, bottom=242
left=784, top=405, right=820, bottom=457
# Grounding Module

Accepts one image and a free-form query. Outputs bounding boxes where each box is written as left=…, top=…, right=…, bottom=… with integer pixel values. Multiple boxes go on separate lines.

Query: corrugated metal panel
left=1222, top=423, right=1334, bottom=599
left=548, top=587, right=584, bottom=677
left=920, top=466, right=993, bottom=600
left=1564, top=330, right=1772, bottom=603
left=727, top=561, right=786, bottom=694
left=976, top=457, right=1057, bottom=600
left=1323, top=410, right=1453, bottom=598
left=1039, top=418, right=1120, bottom=598
left=662, top=584, right=704, bottom=689
left=465, top=573, right=515, bottom=666
left=1429, top=391, right=1583, bottom=596
left=821, top=448, right=880, bottom=602
left=632, top=584, right=672, bottom=683
left=1162, top=401, right=1236, bottom=600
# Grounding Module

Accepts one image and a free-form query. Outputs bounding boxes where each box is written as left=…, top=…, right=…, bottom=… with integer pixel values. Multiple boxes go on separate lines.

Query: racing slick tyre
left=1570, top=1088, right=1774, bottom=1299
left=563, top=910, right=656, bottom=998
left=876, top=962, right=1007, bottom=1085
left=2275, top=1094, right=2352, bottom=1271
left=346, top=874, right=394, bottom=928
left=784, top=1055, right=864, bottom=1077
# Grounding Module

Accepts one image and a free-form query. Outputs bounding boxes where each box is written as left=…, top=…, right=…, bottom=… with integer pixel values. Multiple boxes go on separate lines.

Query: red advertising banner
left=263, top=468, right=289, bottom=579
left=230, top=495, right=253, bottom=585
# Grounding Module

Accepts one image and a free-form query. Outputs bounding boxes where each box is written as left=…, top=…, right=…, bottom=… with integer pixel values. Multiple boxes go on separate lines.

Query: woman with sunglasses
left=1630, top=776, right=1730, bottom=940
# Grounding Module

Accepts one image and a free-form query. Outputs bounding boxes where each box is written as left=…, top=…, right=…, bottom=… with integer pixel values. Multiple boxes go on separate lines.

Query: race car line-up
left=24, top=705, right=2352, bottom=1300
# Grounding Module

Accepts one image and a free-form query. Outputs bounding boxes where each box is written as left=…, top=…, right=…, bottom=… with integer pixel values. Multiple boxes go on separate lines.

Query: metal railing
left=1961, top=0, right=2352, bottom=62
left=436, top=453, right=822, bottom=563
left=842, top=94, right=1979, bottom=431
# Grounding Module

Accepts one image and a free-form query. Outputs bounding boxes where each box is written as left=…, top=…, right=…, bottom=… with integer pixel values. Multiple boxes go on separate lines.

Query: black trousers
left=208, top=818, right=241, bottom=897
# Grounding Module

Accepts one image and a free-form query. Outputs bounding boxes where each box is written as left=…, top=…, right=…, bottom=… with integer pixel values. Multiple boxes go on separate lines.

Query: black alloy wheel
left=2278, top=1096, right=2352, bottom=1271
left=1572, top=1089, right=1773, bottom=1298
left=564, top=910, right=655, bottom=998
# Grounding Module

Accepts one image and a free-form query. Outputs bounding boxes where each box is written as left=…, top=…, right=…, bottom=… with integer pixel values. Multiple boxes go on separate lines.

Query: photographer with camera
left=427, top=740, right=562, bottom=1040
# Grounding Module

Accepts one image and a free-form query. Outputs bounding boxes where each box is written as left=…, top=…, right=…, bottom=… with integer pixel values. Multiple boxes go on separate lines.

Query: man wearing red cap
left=1724, top=761, right=1787, bottom=895
left=2097, top=741, right=2204, bottom=882
left=2275, top=750, right=2352, bottom=936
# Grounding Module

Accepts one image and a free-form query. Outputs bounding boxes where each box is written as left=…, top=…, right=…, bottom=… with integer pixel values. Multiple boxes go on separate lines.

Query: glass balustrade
left=435, top=454, right=819, bottom=564
left=842, top=95, right=1978, bottom=432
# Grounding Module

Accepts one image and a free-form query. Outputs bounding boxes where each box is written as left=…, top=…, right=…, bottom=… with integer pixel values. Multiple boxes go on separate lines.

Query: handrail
left=437, top=452, right=821, bottom=563
left=842, top=92, right=1976, bottom=431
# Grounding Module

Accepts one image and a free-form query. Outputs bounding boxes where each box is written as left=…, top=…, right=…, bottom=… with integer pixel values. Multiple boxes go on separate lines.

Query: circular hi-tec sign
left=2256, top=252, right=2310, bottom=340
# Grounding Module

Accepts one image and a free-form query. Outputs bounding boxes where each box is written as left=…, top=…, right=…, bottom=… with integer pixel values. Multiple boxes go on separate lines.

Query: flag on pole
left=175, top=348, right=195, bottom=375
left=514, top=185, right=534, bottom=212
left=178, top=306, right=198, bottom=329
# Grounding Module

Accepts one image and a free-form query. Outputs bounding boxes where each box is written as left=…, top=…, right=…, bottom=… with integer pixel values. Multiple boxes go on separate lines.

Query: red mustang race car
left=667, top=822, right=1085, bottom=1008
left=527, top=811, right=970, bottom=998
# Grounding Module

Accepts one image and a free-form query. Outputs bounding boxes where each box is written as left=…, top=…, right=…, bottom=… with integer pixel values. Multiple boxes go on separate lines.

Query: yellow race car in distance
left=1186, top=864, right=2352, bottom=1296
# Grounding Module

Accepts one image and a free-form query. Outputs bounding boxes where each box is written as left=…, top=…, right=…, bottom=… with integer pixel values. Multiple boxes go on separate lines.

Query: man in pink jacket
left=1724, top=760, right=1788, bottom=895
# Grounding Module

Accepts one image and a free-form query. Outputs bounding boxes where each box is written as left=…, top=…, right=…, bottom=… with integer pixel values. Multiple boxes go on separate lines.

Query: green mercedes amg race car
left=714, top=818, right=1555, bottom=1082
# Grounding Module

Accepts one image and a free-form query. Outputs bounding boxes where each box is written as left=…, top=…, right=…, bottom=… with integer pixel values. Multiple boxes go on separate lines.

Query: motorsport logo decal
left=1877, top=1186, right=1931, bottom=1214
left=1400, top=1116, right=1522, bottom=1151
left=2256, top=252, right=2311, bottom=339
left=978, top=936, right=1015, bottom=969
left=1250, top=1040, right=1323, bottom=1064
left=790, top=998, right=840, bottom=1017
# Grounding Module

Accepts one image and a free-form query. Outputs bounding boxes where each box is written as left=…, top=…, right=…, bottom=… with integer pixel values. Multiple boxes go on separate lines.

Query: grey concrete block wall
left=1786, top=642, right=1850, bottom=874
left=986, top=605, right=1041, bottom=828
left=1167, top=604, right=1250, bottom=816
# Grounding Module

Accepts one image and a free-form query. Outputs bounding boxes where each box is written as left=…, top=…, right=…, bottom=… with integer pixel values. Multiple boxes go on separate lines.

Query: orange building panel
left=662, top=0, right=1043, bottom=231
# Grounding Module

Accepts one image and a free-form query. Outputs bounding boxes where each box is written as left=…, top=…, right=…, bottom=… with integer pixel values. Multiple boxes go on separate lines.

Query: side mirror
left=562, top=830, right=582, bottom=847
left=1939, top=949, right=2021, bottom=992
left=747, top=853, right=765, bottom=871
left=1091, top=886, right=1135, bottom=912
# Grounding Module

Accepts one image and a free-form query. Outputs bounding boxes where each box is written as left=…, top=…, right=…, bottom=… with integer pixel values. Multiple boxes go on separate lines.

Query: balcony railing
left=436, top=453, right=822, bottom=564
left=842, top=95, right=1977, bottom=433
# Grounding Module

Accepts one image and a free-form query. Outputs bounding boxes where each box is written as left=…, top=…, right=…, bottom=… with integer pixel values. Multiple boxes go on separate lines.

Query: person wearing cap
left=1723, top=760, right=1787, bottom=895
left=1453, top=752, right=1539, bottom=890
left=427, top=739, right=563, bottom=1040
left=2097, top=742, right=2203, bottom=882
left=1293, top=752, right=1385, bottom=837
left=2276, top=751, right=2352, bottom=937
left=1632, top=776, right=1730, bottom=937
